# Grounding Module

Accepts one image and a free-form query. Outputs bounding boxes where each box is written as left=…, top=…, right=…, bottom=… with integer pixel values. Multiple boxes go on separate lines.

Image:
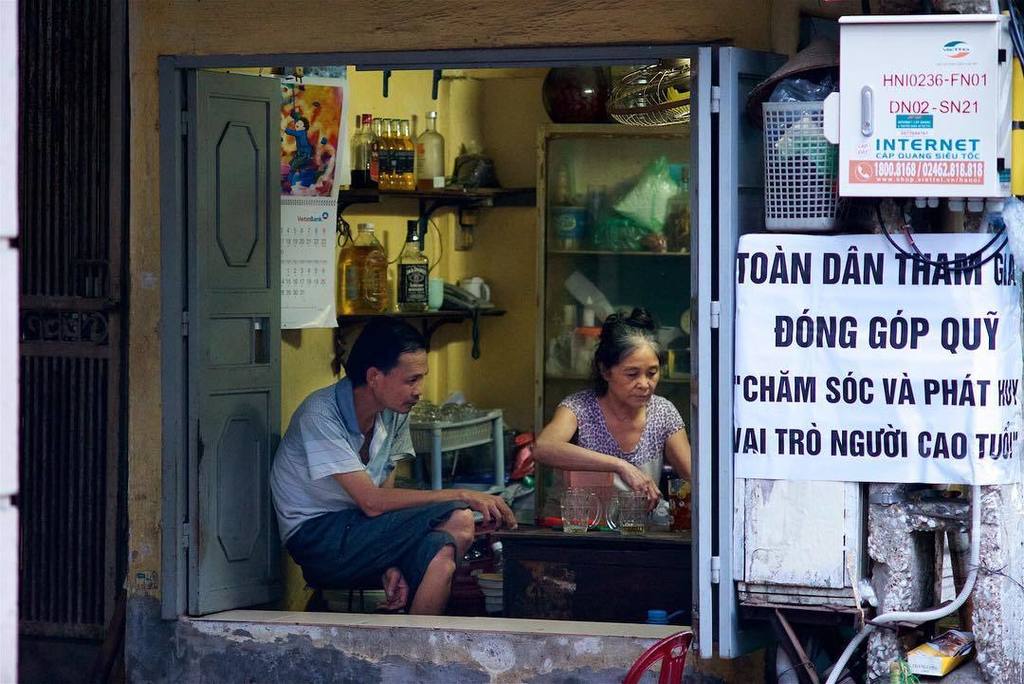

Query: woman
left=534, top=308, right=691, bottom=509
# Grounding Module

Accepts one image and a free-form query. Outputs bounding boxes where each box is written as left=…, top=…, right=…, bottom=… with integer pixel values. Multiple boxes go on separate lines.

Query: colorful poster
left=734, top=233, right=1022, bottom=485
left=279, top=75, right=349, bottom=196
left=281, top=197, right=337, bottom=329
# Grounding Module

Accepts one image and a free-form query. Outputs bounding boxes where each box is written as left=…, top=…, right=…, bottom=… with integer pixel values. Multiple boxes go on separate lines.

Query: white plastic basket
left=409, top=410, right=502, bottom=453
left=762, top=101, right=838, bottom=232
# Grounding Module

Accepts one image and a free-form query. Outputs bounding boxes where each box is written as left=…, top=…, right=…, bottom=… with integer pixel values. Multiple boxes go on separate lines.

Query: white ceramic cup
left=428, top=277, right=445, bottom=310
left=458, top=276, right=491, bottom=303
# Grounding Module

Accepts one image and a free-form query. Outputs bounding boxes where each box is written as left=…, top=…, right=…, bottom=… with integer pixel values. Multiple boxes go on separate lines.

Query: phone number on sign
left=849, top=160, right=985, bottom=184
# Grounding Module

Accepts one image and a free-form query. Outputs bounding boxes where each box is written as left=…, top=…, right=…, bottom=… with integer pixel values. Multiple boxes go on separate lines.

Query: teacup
left=607, top=491, right=648, bottom=536
left=458, top=276, right=491, bottom=303
left=560, top=487, right=601, bottom=534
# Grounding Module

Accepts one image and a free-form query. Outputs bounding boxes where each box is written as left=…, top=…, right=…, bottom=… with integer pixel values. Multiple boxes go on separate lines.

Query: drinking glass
left=560, top=487, right=601, bottom=535
left=607, top=491, right=648, bottom=536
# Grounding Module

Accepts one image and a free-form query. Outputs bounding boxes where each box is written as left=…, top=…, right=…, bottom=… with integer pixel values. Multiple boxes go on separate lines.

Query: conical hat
left=746, top=38, right=839, bottom=124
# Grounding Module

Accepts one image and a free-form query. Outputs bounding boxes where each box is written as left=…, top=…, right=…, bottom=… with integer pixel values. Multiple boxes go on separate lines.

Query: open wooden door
left=185, top=71, right=282, bottom=615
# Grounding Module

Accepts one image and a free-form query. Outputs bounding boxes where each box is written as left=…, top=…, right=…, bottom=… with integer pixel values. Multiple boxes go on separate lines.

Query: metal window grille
left=17, top=0, right=124, bottom=639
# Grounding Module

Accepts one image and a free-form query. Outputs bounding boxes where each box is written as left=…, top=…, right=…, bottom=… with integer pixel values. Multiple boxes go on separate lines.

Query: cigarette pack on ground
left=907, top=629, right=975, bottom=677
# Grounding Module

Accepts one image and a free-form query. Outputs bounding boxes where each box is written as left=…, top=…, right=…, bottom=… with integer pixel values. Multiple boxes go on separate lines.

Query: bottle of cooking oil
left=397, top=119, right=416, bottom=191
left=338, top=222, right=388, bottom=314
left=397, top=220, right=428, bottom=311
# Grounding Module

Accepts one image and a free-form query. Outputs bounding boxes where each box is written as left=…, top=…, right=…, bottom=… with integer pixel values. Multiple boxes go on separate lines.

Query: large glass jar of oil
left=338, top=222, right=389, bottom=314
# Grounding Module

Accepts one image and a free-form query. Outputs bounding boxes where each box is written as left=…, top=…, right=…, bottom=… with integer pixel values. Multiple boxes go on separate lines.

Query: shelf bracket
left=418, top=200, right=441, bottom=234
left=420, top=316, right=458, bottom=346
left=431, top=69, right=443, bottom=100
left=332, top=187, right=532, bottom=235
left=334, top=314, right=462, bottom=356
left=336, top=195, right=380, bottom=215
left=417, top=195, right=493, bottom=234
left=332, top=309, right=504, bottom=372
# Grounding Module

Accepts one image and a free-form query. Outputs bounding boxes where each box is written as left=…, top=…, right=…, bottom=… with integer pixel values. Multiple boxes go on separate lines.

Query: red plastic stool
left=623, top=631, right=694, bottom=684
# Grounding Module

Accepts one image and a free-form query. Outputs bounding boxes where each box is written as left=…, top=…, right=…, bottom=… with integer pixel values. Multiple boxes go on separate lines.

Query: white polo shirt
left=270, top=378, right=414, bottom=542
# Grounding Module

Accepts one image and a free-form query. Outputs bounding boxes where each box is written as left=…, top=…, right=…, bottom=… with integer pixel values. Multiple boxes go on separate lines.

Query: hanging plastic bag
left=592, top=215, right=647, bottom=251
left=768, top=73, right=837, bottom=104
left=613, top=157, right=680, bottom=236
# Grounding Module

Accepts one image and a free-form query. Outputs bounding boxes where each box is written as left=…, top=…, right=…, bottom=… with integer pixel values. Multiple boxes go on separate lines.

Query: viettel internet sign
left=942, top=40, right=972, bottom=59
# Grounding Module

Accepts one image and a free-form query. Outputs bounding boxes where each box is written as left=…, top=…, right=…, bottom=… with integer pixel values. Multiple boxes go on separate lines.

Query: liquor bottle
left=387, top=119, right=404, bottom=191
left=397, top=220, right=428, bottom=312
left=378, top=118, right=389, bottom=191
left=378, top=119, right=393, bottom=191
left=338, top=222, right=389, bottom=314
left=350, top=113, right=374, bottom=189
left=398, top=119, right=416, bottom=191
left=416, top=111, right=445, bottom=190
left=369, top=117, right=384, bottom=188
left=348, top=114, right=362, bottom=188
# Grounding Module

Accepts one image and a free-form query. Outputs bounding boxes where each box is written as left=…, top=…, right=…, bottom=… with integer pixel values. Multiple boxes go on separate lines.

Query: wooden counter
left=494, top=527, right=692, bottom=624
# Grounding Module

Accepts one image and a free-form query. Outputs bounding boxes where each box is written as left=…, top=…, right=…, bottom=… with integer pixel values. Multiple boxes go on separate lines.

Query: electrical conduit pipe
left=824, top=485, right=982, bottom=684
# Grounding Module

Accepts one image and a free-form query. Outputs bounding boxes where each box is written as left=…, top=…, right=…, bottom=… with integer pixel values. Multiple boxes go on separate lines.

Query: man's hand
left=379, top=567, right=409, bottom=611
left=459, top=490, right=518, bottom=530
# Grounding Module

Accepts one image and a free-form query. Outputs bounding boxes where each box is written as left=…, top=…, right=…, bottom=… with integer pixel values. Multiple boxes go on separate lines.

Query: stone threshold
left=193, top=609, right=685, bottom=640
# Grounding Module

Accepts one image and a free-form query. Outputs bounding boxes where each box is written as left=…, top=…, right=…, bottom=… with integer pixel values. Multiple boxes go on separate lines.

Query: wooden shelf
left=339, top=186, right=535, bottom=205
left=337, top=186, right=536, bottom=219
left=338, top=308, right=505, bottom=325
left=542, top=122, right=690, bottom=138
left=548, top=249, right=690, bottom=257
left=334, top=308, right=506, bottom=358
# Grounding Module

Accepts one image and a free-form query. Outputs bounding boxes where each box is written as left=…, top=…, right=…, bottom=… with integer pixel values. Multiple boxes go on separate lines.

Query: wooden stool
left=306, top=576, right=386, bottom=613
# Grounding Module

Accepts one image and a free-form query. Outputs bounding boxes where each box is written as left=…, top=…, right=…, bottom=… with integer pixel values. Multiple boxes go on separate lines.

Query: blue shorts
left=286, top=500, right=470, bottom=596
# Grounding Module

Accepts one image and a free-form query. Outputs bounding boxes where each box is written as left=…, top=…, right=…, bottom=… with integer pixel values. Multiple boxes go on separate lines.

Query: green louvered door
left=186, top=71, right=282, bottom=615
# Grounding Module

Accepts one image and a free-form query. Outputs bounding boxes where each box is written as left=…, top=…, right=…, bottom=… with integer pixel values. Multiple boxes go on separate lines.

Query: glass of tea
left=608, top=491, right=648, bottom=536
left=667, top=478, right=691, bottom=532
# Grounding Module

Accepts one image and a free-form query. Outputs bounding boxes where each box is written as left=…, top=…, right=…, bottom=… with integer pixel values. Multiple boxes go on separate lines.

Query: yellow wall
left=127, top=0, right=785, bottom=603
left=280, top=68, right=495, bottom=609
left=297, top=69, right=546, bottom=430
left=454, top=75, right=548, bottom=431
left=279, top=68, right=548, bottom=609
left=279, top=328, right=336, bottom=609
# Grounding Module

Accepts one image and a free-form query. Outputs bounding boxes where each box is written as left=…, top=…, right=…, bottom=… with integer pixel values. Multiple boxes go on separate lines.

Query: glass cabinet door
left=536, top=123, right=692, bottom=518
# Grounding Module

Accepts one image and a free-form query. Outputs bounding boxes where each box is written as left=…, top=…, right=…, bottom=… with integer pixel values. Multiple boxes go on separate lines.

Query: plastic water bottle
left=646, top=609, right=684, bottom=625
left=646, top=609, right=669, bottom=625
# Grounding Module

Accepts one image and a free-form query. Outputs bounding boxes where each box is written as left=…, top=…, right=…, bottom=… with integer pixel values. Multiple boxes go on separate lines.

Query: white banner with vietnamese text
left=734, top=233, right=1023, bottom=484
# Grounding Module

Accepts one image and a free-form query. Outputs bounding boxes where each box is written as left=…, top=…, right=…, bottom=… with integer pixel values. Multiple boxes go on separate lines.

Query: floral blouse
left=559, top=389, right=684, bottom=478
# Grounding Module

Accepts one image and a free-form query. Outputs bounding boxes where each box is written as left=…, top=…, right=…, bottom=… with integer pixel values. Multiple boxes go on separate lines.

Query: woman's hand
left=617, top=462, right=661, bottom=510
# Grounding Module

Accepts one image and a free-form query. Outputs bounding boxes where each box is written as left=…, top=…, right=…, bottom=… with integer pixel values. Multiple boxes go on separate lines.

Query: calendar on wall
left=281, top=196, right=337, bottom=329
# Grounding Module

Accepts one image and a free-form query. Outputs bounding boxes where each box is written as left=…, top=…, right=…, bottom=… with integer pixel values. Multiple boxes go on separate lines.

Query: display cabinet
left=534, top=123, right=692, bottom=519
